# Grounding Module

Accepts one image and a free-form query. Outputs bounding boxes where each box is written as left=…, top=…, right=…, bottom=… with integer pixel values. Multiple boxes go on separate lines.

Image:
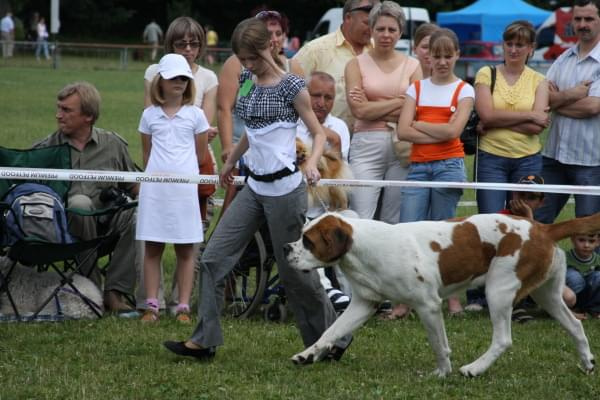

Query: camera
left=99, top=186, right=132, bottom=207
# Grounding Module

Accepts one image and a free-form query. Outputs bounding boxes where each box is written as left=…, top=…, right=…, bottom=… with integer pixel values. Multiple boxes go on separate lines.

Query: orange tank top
left=410, top=80, right=466, bottom=163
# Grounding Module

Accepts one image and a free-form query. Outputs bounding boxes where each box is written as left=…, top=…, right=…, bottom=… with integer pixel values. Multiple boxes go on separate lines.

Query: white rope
left=1, top=166, right=600, bottom=196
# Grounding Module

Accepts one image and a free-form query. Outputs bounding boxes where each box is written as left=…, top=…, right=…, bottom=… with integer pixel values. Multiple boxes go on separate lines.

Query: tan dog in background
left=296, top=138, right=352, bottom=211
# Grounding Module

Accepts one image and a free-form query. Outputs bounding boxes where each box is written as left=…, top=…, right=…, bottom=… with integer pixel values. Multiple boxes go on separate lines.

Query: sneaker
left=512, top=308, right=534, bottom=323
left=465, top=303, right=484, bottom=312
left=326, top=288, right=350, bottom=312
left=140, top=309, right=159, bottom=323
left=176, top=310, right=192, bottom=324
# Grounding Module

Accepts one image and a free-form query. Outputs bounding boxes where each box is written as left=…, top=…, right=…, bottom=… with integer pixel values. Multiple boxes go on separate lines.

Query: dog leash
left=312, top=187, right=330, bottom=213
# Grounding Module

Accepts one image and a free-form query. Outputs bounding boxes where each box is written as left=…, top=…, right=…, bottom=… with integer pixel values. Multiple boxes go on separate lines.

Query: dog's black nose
left=283, top=243, right=292, bottom=257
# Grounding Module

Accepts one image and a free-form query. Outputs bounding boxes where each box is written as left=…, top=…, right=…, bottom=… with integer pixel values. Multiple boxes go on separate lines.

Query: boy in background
left=465, top=175, right=545, bottom=322
left=563, top=231, right=600, bottom=319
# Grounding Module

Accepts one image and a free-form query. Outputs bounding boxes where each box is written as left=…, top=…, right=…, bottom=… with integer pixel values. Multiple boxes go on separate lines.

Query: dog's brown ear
left=321, top=217, right=353, bottom=262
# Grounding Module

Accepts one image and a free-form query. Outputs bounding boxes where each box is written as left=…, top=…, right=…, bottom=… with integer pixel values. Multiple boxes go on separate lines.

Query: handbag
left=460, top=65, right=496, bottom=155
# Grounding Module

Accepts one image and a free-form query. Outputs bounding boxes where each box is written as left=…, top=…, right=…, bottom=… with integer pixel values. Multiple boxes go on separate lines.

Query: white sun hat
left=158, top=53, right=194, bottom=80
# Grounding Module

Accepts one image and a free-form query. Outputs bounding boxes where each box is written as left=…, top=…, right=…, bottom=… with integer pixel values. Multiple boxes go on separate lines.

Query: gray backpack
left=1, top=183, right=74, bottom=246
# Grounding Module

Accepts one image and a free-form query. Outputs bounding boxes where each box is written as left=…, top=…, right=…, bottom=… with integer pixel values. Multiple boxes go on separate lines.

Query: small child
left=396, top=28, right=475, bottom=317
left=465, top=175, right=545, bottom=321
left=563, top=231, right=600, bottom=319
left=136, top=53, right=209, bottom=323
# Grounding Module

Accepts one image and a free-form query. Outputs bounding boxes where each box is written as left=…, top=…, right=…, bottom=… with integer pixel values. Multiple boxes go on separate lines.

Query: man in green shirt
left=34, top=81, right=139, bottom=314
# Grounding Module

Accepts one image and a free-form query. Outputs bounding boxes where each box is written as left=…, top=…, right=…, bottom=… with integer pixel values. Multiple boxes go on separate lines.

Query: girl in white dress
left=137, top=53, right=209, bottom=322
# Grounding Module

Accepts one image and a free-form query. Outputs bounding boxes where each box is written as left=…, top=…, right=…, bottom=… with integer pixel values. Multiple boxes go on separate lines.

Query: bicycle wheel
left=223, top=230, right=270, bottom=318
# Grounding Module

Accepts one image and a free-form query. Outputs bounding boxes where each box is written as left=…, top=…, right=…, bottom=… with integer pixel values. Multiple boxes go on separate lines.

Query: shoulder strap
left=490, top=65, right=497, bottom=94
left=451, top=81, right=466, bottom=108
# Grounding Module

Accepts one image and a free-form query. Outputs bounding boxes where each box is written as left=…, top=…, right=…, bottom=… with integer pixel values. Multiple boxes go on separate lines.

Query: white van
left=309, top=7, right=431, bottom=54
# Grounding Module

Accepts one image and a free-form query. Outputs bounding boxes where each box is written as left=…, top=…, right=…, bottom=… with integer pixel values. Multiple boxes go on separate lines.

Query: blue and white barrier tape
left=1, top=167, right=599, bottom=196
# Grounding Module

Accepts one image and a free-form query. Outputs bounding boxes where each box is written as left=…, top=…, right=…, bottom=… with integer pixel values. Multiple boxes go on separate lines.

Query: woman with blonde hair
left=345, top=1, right=422, bottom=223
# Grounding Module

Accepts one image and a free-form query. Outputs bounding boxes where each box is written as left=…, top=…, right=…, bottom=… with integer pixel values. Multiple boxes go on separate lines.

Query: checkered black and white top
left=235, top=69, right=305, bottom=130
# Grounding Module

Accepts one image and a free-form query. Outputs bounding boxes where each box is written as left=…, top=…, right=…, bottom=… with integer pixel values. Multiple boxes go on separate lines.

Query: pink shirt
left=354, top=52, right=419, bottom=132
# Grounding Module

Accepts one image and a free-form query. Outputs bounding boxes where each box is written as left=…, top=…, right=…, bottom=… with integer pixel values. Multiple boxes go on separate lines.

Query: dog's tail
left=543, top=212, right=600, bottom=242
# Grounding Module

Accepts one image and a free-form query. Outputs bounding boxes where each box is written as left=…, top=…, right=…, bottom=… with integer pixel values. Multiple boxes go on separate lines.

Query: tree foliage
left=4, top=0, right=575, bottom=43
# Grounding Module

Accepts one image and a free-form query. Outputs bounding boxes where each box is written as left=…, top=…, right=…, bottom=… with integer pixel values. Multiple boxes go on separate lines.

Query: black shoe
left=325, top=337, right=353, bottom=361
left=163, top=341, right=216, bottom=360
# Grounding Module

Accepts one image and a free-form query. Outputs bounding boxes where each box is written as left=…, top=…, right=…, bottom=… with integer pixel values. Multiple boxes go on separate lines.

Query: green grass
left=0, top=64, right=591, bottom=399
left=1, top=312, right=599, bottom=399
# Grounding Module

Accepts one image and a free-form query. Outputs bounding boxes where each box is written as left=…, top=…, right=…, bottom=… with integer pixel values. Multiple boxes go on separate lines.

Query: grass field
left=1, top=65, right=597, bottom=399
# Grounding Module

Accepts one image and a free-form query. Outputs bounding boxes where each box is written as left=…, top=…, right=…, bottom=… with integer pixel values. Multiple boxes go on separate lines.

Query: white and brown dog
left=284, top=212, right=600, bottom=377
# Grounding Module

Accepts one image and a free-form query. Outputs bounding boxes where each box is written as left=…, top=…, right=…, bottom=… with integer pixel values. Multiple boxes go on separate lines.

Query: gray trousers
left=68, top=194, right=138, bottom=295
left=190, top=182, right=349, bottom=349
left=349, top=131, right=409, bottom=223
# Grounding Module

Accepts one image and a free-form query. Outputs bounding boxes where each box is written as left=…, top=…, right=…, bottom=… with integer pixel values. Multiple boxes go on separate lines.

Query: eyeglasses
left=173, top=40, right=201, bottom=50
left=255, top=10, right=281, bottom=20
left=349, top=5, right=373, bottom=13
left=168, top=76, right=190, bottom=82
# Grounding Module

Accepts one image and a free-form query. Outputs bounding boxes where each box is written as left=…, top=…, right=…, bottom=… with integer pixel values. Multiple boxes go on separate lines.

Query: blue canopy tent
left=437, top=0, right=551, bottom=42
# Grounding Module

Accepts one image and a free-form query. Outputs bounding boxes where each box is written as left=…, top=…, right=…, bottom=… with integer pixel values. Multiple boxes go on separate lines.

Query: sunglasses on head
left=350, top=5, right=373, bottom=13
left=255, top=10, right=281, bottom=20
left=173, top=40, right=201, bottom=50
left=168, top=76, right=190, bottom=82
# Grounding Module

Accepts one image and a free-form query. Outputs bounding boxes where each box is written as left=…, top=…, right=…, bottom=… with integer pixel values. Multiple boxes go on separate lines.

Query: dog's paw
left=291, top=345, right=330, bottom=365
left=291, top=351, right=316, bottom=365
left=459, top=363, right=481, bottom=378
left=579, top=358, right=595, bottom=375
left=432, top=367, right=451, bottom=378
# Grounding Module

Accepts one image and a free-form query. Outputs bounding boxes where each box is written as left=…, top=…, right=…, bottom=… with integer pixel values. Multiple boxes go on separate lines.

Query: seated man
left=296, top=71, right=350, bottom=162
left=296, top=70, right=353, bottom=311
left=34, top=81, right=139, bottom=315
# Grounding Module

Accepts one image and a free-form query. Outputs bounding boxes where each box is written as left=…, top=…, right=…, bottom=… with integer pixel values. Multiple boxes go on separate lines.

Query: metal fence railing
left=0, top=40, right=233, bottom=71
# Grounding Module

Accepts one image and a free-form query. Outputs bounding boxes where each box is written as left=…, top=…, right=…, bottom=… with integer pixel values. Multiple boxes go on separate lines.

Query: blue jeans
left=567, top=268, right=600, bottom=313
left=535, top=157, right=600, bottom=223
left=399, top=157, right=465, bottom=222
left=566, top=267, right=586, bottom=294
left=475, top=150, right=542, bottom=213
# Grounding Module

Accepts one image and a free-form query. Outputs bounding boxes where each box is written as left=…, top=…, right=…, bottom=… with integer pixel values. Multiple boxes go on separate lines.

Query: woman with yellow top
left=474, top=20, right=550, bottom=213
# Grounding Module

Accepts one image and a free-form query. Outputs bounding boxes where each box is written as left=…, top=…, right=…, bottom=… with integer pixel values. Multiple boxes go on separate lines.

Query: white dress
left=136, top=105, right=209, bottom=243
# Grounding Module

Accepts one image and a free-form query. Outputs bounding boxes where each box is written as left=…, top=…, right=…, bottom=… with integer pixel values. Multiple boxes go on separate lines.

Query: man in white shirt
left=1, top=10, right=15, bottom=58
left=297, top=71, right=353, bottom=311
left=296, top=71, right=350, bottom=162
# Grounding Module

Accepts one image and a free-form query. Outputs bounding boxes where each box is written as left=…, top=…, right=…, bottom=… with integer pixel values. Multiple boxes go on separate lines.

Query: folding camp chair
left=0, top=144, right=126, bottom=321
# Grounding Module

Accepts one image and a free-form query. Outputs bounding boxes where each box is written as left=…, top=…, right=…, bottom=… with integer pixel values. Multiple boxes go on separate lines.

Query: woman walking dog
left=164, top=18, right=351, bottom=361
